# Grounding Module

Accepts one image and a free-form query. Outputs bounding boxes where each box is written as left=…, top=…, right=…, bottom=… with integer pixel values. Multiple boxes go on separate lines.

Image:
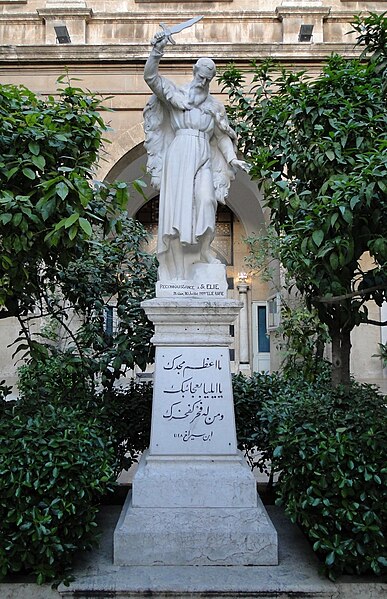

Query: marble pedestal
left=114, top=297, right=278, bottom=566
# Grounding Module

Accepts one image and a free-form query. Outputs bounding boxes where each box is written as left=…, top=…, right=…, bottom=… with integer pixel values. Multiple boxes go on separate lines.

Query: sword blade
left=167, top=15, right=203, bottom=36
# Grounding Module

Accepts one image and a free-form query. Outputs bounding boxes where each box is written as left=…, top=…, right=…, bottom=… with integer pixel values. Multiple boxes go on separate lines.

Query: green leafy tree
left=0, top=78, right=123, bottom=316
left=0, top=78, right=156, bottom=381
left=42, top=212, right=157, bottom=390
left=219, top=13, right=387, bottom=385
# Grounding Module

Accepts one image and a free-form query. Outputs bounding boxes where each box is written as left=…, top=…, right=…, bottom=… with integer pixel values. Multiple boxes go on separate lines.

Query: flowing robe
left=143, top=50, right=238, bottom=258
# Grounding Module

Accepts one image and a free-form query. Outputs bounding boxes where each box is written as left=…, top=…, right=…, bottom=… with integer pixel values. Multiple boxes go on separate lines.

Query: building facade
left=0, top=0, right=386, bottom=387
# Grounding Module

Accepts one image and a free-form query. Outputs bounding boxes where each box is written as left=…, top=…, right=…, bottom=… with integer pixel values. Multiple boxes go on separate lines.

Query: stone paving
left=1, top=501, right=385, bottom=599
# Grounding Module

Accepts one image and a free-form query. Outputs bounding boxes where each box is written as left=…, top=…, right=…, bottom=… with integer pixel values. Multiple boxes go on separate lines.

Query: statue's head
left=193, top=58, right=216, bottom=85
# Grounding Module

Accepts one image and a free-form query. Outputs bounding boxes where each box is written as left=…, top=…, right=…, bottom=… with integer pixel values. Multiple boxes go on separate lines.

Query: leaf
left=56, top=181, right=69, bottom=201
left=31, top=155, right=46, bottom=171
left=273, top=445, right=283, bottom=458
left=133, top=178, right=146, bottom=189
left=115, top=184, right=129, bottom=209
left=350, top=196, right=361, bottom=210
left=326, top=150, right=335, bottom=161
left=68, top=224, right=78, bottom=241
left=325, top=551, right=335, bottom=566
left=12, top=213, right=23, bottom=227
left=64, top=213, right=79, bottom=229
left=79, top=217, right=92, bottom=237
left=342, top=210, right=353, bottom=225
left=28, top=141, right=40, bottom=156
left=312, top=230, right=324, bottom=248
left=22, top=168, right=36, bottom=180
left=6, top=166, right=19, bottom=180
left=329, top=253, right=339, bottom=270
left=0, top=213, right=13, bottom=225
left=40, top=198, right=56, bottom=221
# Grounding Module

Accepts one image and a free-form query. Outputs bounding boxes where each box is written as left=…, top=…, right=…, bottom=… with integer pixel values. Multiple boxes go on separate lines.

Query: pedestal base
left=131, top=450, right=258, bottom=508
left=113, top=298, right=278, bottom=567
left=114, top=492, right=278, bottom=566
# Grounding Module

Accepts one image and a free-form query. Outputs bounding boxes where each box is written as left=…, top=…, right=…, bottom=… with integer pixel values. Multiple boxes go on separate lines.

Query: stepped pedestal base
left=114, top=297, right=278, bottom=567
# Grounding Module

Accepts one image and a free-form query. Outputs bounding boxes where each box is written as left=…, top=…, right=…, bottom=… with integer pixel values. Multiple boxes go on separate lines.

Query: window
left=104, top=305, right=118, bottom=337
left=267, top=294, right=281, bottom=330
left=257, top=306, right=270, bottom=353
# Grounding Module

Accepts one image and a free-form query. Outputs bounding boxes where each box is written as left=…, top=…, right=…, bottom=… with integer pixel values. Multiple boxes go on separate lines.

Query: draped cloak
left=143, top=71, right=238, bottom=256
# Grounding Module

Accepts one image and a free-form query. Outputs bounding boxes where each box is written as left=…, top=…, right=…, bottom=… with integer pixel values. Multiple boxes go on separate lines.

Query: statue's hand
left=150, top=31, right=169, bottom=51
left=230, top=158, right=251, bottom=173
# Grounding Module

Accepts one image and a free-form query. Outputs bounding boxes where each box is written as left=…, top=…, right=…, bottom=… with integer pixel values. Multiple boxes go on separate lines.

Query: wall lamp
left=299, top=24, right=314, bottom=43
left=238, top=271, right=249, bottom=284
left=54, top=25, right=71, bottom=44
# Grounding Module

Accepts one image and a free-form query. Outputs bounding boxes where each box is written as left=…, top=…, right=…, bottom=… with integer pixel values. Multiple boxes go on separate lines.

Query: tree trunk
left=330, top=323, right=351, bottom=388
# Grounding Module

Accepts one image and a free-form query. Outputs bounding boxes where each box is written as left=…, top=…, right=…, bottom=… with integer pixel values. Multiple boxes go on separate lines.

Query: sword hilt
left=160, top=23, right=176, bottom=45
left=150, top=23, right=176, bottom=46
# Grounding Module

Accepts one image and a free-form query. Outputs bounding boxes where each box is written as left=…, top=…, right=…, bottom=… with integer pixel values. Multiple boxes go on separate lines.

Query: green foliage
left=351, top=11, right=387, bottom=78
left=18, top=351, right=92, bottom=405
left=270, top=383, right=387, bottom=580
left=274, top=303, right=330, bottom=380
left=233, top=368, right=386, bottom=579
left=0, top=401, right=116, bottom=583
left=94, top=383, right=152, bottom=473
left=374, top=342, right=387, bottom=367
left=13, top=209, right=157, bottom=389
left=0, top=79, right=125, bottom=313
left=0, top=379, right=12, bottom=401
left=233, top=365, right=331, bottom=475
left=17, top=354, right=152, bottom=474
left=219, top=15, right=387, bottom=385
left=233, top=370, right=284, bottom=476
left=43, top=213, right=157, bottom=389
left=0, top=79, right=157, bottom=384
left=66, top=216, right=156, bottom=377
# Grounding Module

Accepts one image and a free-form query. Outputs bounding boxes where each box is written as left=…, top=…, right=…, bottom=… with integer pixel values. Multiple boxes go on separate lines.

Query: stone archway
left=105, top=140, right=272, bottom=372
left=103, top=139, right=267, bottom=240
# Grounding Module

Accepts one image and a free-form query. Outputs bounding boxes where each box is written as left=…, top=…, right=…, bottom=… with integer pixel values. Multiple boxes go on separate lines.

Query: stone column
left=114, top=294, right=278, bottom=566
left=237, top=280, right=250, bottom=372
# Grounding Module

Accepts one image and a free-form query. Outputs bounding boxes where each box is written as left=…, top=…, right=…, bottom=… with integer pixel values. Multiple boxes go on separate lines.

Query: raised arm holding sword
left=143, top=17, right=249, bottom=282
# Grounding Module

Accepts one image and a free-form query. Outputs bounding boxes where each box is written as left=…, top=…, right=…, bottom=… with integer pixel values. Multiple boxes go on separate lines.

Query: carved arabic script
left=159, top=350, right=227, bottom=445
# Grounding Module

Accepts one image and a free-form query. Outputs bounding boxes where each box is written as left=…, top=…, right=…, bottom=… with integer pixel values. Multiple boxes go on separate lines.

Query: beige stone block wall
left=351, top=303, right=385, bottom=382
left=3, top=0, right=387, bottom=48
left=0, top=318, right=21, bottom=390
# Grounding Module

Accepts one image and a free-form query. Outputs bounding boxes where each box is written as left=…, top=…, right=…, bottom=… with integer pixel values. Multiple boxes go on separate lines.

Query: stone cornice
left=276, top=6, right=331, bottom=18
left=89, top=11, right=279, bottom=22
left=37, top=7, right=93, bottom=19
left=0, top=14, right=41, bottom=21
left=0, top=43, right=360, bottom=65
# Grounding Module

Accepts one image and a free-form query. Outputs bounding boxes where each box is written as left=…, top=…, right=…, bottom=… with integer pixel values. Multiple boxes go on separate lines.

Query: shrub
left=269, top=382, right=386, bottom=579
left=233, top=363, right=331, bottom=478
left=233, top=368, right=386, bottom=579
left=92, top=382, right=153, bottom=473
left=17, top=356, right=153, bottom=475
left=0, top=402, right=116, bottom=583
left=233, top=371, right=283, bottom=476
left=18, top=352, right=93, bottom=406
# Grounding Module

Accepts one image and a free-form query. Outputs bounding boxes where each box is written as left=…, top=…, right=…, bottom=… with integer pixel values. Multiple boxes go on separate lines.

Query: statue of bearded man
left=143, top=31, right=249, bottom=282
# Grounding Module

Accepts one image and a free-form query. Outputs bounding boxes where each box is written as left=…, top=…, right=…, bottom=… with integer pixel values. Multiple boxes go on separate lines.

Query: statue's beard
left=188, top=84, right=209, bottom=107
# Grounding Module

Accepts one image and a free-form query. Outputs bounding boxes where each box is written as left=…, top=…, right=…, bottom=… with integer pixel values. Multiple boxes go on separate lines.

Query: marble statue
left=143, top=30, right=249, bottom=282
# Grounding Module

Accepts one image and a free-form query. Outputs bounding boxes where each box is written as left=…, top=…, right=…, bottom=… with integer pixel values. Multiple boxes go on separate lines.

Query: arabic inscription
left=150, top=347, right=237, bottom=455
